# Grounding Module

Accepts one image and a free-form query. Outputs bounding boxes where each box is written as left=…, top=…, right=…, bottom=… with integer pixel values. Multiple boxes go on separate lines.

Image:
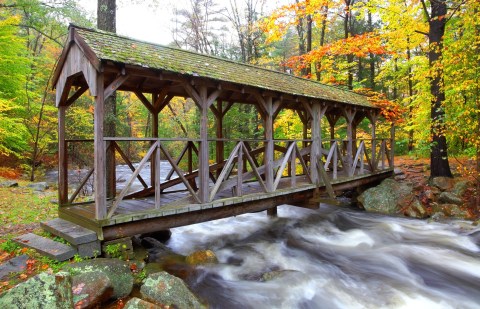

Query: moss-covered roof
left=73, top=26, right=373, bottom=108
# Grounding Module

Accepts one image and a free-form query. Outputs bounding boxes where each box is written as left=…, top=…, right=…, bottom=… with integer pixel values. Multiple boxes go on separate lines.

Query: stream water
left=166, top=204, right=480, bottom=309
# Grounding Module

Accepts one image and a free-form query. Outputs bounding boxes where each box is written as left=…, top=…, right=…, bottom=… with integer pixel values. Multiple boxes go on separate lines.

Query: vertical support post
left=333, top=143, right=338, bottom=179
left=390, top=123, right=395, bottom=168
left=58, top=106, right=68, bottom=205
left=155, top=141, right=161, bottom=209
left=344, top=108, right=356, bottom=177
left=236, top=143, right=243, bottom=196
left=199, top=87, right=209, bottom=203
left=151, top=92, right=159, bottom=187
left=310, top=103, right=323, bottom=184
left=94, top=72, right=106, bottom=219
left=215, top=100, right=224, bottom=178
left=371, top=114, right=377, bottom=172
left=290, top=143, right=296, bottom=187
left=264, top=97, right=274, bottom=192
left=267, top=207, right=277, bottom=217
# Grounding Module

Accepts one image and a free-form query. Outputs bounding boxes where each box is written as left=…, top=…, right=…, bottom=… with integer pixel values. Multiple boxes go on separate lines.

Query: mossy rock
left=140, top=271, right=204, bottom=309
left=185, top=250, right=218, bottom=265
left=0, top=272, right=73, bottom=309
left=63, top=258, right=133, bottom=300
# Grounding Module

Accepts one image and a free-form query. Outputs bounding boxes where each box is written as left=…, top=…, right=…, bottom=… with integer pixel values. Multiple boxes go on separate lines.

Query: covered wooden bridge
left=53, top=25, right=394, bottom=240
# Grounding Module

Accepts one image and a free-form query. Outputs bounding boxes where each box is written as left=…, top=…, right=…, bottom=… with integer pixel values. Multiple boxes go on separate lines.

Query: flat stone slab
left=0, top=255, right=29, bottom=280
left=41, top=218, right=97, bottom=245
left=14, top=233, right=75, bottom=261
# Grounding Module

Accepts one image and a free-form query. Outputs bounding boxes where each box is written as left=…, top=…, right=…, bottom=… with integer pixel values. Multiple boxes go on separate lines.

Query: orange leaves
left=354, top=88, right=405, bottom=123
left=312, top=32, right=388, bottom=58
left=284, top=32, right=389, bottom=74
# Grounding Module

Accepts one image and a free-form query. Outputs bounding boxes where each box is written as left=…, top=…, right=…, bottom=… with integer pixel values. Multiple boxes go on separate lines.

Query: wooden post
left=390, top=123, right=395, bottom=168
left=344, top=108, right=356, bottom=177
left=236, top=144, right=243, bottom=196
left=267, top=207, right=277, bottom=217
left=151, top=93, right=159, bottom=187
left=155, top=141, right=161, bottom=209
left=94, top=72, right=106, bottom=219
left=310, top=104, right=321, bottom=184
left=183, top=83, right=220, bottom=202
left=199, top=96, right=209, bottom=203
left=215, top=100, right=224, bottom=178
left=370, top=112, right=378, bottom=172
left=290, top=143, right=296, bottom=187
left=58, top=106, right=68, bottom=205
left=264, top=97, right=274, bottom=192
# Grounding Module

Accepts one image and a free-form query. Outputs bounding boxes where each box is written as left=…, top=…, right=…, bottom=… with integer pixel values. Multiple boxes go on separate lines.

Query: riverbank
left=0, top=156, right=479, bottom=307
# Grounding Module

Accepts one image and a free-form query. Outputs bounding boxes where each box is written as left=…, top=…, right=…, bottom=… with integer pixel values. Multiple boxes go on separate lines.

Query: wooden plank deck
left=59, top=168, right=393, bottom=240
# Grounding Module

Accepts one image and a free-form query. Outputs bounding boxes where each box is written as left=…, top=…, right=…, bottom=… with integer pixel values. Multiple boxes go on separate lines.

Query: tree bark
left=97, top=0, right=118, bottom=198
left=344, top=0, right=354, bottom=90
left=426, top=0, right=452, bottom=178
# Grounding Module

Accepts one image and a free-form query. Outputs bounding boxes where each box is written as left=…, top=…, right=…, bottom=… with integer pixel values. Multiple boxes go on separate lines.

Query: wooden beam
left=58, top=106, right=68, bottom=205
left=104, top=74, right=130, bottom=99
left=94, top=72, right=106, bottom=219
left=344, top=108, right=357, bottom=176
left=134, top=91, right=155, bottom=114
left=65, top=86, right=88, bottom=107
left=262, top=96, right=274, bottom=192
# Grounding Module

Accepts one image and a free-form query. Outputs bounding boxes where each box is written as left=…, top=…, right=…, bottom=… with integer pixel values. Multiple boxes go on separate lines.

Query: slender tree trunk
left=97, top=0, right=118, bottom=198
left=368, top=12, right=375, bottom=89
left=475, top=6, right=480, bottom=211
left=344, top=0, right=353, bottom=89
left=407, top=40, right=415, bottom=152
left=306, top=13, right=312, bottom=76
left=426, top=0, right=452, bottom=178
left=315, top=5, right=328, bottom=81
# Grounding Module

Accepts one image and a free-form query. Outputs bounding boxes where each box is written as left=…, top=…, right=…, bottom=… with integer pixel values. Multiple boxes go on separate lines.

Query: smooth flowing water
left=167, top=204, right=480, bottom=309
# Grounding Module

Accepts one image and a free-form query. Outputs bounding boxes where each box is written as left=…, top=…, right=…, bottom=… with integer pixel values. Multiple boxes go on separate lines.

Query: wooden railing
left=62, top=137, right=393, bottom=217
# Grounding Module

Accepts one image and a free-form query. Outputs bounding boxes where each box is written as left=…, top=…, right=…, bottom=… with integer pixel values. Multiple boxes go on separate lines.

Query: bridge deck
left=59, top=169, right=393, bottom=240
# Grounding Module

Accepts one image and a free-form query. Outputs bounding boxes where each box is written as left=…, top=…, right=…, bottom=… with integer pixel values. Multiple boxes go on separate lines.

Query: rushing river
left=166, top=204, right=480, bottom=309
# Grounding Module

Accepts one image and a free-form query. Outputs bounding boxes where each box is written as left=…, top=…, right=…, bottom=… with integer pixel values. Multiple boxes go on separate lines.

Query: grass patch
left=0, top=177, right=57, bottom=239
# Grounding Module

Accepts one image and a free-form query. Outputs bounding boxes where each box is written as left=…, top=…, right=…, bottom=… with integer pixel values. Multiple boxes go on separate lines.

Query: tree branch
left=445, top=0, right=467, bottom=24
left=17, top=24, right=63, bottom=46
left=415, top=30, right=429, bottom=36
left=420, top=0, right=430, bottom=21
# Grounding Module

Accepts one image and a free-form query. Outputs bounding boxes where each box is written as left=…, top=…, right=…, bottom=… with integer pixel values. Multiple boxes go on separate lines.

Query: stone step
left=13, top=233, right=75, bottom=262
left=41, top=218, right=97, bottom=245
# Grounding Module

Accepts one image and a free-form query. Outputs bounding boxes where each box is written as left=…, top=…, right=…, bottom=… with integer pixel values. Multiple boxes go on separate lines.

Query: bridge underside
left=59, top=169, right=393, bottom=240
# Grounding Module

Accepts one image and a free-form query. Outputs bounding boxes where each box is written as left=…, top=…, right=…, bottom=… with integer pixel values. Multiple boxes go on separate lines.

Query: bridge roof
left=54, top=25, right=374, bottom=109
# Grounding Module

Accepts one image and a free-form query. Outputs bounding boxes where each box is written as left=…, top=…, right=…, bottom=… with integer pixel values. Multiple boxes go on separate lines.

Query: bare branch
left=17, top=24, right=63, bottom=46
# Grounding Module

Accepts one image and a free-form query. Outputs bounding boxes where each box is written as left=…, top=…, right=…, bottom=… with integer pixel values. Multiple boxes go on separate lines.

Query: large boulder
left=27, top=181, right=49, bottom=191
left=71, top=271, right=113, bottom=308
left=0, top=180, right=18, bottom=188
left=438, top=192, right=463, bottom=205
left=453, top=180, right=471, bottom=197
left=64, top=258, right=133, bottom=300
left=357, top=179, right=415, bottom=215
left=0, top=272, right=73, bottom=309
left=140, top=271, right=204, bottom=309
left=430, top=177, right=454, bottom=191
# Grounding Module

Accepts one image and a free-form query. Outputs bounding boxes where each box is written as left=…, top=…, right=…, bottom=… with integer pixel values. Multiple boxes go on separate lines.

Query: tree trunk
left=344, top=0, right=353, bottom=90
left=306, top=14, right=312, bottom=76
left=407, top=41, right=415, bottom=152
left=97, top=0, right=118, bottom=198
left=427, top=0, right=452, bottom=178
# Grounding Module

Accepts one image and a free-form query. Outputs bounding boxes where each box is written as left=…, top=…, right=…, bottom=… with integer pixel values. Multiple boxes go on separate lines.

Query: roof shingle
left=74, top=26, right=373, bottom=108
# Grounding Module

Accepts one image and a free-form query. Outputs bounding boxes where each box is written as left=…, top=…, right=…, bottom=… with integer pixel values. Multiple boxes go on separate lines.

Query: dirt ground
left=394, top=155, right=479, bottom=220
